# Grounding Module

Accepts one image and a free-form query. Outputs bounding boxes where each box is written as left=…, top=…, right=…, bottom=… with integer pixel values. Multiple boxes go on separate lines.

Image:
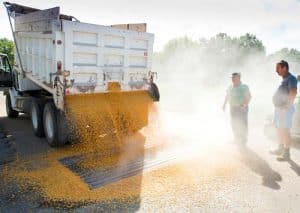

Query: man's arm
left=242, top=86, right=251, bottom=107
left=243, top=92, right=251, bottom=106
left=287, top=88, right=297, bottom=106
left=281, top=88, right=297, bottom=112
left=286, top=76, right=298, bottom=107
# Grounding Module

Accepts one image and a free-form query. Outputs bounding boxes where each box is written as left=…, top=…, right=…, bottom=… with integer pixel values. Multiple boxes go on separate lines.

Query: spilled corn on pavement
left=1, top=93, right=300, bottom=212
left=0, top=138, right=240, bottom=210
left=0, top=92, right=241, bottom=210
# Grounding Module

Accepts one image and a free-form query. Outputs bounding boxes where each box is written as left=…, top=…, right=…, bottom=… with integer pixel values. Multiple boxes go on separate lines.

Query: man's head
left=231, top=72, right=241, bottom=86
left=276, top=60, right=289, bottom=77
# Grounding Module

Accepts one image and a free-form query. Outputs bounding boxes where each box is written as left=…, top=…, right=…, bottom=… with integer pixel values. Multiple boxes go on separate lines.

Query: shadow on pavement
left=238, top=145, right=282, bottom=190
left=291, top=139, right=300, bottom=150
left=288, top=160, right=300, bottom=176
left=0, top=119, right=147, bottom=211
left=0, top=115, right=52, bottom=158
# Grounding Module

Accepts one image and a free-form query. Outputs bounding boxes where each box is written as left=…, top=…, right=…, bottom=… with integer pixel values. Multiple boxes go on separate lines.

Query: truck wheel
left=31, top=99, right=45, bottom=137
left=6, top=95, right=19, bottom=118
left=43, top=102, right=69, bottom=147
left=57, top=110, right=70, bottom=144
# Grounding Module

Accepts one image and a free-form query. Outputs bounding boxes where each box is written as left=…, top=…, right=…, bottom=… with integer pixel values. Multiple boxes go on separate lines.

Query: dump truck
left=0, top=2, right=160, bottom=146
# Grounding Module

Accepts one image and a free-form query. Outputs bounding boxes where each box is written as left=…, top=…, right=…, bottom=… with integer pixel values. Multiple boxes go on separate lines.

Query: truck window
left=0, top=56, right=10, bottom=73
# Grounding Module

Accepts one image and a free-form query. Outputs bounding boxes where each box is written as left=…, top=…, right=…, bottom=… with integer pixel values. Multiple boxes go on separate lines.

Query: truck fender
left=8, top=88, right=18, bottom=109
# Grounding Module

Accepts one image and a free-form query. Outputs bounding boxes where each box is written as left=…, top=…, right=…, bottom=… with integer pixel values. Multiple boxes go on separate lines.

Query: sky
left=0, top=0, right=300, bottom=53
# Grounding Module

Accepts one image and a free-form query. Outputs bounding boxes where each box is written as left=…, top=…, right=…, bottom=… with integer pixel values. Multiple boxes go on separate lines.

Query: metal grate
left=60, top=150, right=175, bottom=189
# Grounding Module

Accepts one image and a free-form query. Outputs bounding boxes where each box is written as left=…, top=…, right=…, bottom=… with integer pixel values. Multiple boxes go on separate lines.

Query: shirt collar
left=282, top=72, right=290, bottom=79
left=233, top=82, right=242, bottom=87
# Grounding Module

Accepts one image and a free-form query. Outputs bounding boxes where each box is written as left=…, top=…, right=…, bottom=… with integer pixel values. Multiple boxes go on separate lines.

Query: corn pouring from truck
left=0, top=2, right=160, bottom=147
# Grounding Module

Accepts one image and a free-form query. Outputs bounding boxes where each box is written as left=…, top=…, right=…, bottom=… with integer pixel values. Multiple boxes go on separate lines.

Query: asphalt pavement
left=0, top=93, right=300, bottom=212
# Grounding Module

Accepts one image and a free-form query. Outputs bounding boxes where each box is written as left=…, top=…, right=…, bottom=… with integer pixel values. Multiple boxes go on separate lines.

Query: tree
left=0, top=38, right=14, bottom=65
left=269, top=48, right=300, bottom=63
left=154, top=33, right=300, bottom=87
left=238, top=33, right=265, bottom=54
left=155, top=36, right=200, bottom=63
left=163, top=36, right=198, bottom=51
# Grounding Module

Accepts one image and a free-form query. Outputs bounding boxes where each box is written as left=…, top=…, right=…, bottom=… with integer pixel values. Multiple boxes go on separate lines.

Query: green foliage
left=238, top=33, right=265, bottom=54
left=157, top=33, right=266, bottom=64
left=153, top=33, right=300, bottom=87
left=155, top=33, right=267, bottom=82
left=0, top=38, right=14, bottom=65
left=155, top=36, right=200, bottom=62
left=269, top=48, right=300, bottom=63
left=164, top=36, right=198, bottom=51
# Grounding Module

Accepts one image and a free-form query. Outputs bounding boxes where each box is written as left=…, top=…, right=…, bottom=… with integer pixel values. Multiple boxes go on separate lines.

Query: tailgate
left=62, top=20, right=154, bottom=94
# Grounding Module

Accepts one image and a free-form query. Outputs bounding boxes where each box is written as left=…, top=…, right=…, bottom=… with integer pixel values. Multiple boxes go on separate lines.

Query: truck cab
left=0, top=53, right=20, bottom=118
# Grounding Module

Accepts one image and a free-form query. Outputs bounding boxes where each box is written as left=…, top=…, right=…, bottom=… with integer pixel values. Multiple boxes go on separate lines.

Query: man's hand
left=241, top=103, right=247, bottom=109
left=280, top=105, right=289, bottom=116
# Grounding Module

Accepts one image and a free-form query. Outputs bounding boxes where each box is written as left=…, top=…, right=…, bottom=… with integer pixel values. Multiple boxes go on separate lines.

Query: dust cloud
left=151, top=34, right=298, bottom=155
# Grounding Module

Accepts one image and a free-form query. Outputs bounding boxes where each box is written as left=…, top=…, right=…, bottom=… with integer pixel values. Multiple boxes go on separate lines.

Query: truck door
left=0, top=54, right=13, bottom=90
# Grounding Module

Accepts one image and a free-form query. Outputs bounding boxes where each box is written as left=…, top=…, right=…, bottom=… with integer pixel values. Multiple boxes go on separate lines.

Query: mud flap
left=148, top=83, right=160, bottom=102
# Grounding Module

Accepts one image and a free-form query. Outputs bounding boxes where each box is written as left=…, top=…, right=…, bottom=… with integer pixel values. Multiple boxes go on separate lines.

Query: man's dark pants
left=230, top=106, right=248, bottom=143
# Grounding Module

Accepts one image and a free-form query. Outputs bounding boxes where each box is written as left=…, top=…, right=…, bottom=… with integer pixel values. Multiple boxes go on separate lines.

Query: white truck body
left=12, top=6, right=154, bottom=109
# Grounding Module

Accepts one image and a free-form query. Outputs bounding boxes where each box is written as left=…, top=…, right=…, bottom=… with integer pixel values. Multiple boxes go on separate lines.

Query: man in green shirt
left=223, top=73, right=252, bottom=144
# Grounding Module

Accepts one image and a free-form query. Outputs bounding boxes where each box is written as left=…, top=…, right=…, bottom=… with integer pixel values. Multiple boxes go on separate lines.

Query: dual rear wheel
left=31, top=100, right=69, bottom=147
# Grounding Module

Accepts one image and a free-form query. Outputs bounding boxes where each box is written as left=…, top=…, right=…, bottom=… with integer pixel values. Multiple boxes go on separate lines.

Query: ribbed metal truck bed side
left=14, top=21, right=154, bottom=94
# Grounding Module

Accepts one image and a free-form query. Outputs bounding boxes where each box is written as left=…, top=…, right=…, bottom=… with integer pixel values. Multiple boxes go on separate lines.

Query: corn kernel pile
left=65, top=91, right=152, bottom=154
left=0, top=91, right=156, bottom=207
left=0, top=92, right=241, bottom=209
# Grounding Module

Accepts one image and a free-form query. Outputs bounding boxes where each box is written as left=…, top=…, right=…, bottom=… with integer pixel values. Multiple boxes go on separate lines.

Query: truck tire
left=43, top=102, right=69, bottom=147
left=57, top=110, right=70, bottom=144
left=6, top=95, right=19, bottom=118
left=31, top=99, right=45, bottom=137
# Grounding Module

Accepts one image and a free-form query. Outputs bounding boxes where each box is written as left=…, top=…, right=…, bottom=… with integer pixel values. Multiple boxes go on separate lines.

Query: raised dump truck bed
left=0, top=2, right=159, bottom=146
